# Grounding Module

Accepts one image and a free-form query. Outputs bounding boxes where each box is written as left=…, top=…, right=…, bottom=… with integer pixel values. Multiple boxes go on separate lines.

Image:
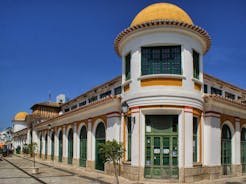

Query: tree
left=28, top=142, right=38, bottom=172
left=99, top=140, right=124, bottom=184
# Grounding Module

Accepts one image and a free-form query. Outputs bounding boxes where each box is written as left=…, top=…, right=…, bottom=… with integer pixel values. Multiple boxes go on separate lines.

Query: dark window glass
left=193, top=50, right=200, bottom=79
left=193, top=117, right=199, bottom=162
left=225, top=92, right=235, bottom=100
left=141, top=46, right=181, bottom=75
left=211, top=87, right=222, bottom=95
left=204, top=84, right=208, bottom=93
left=100, top=90, right=111, bottom=99
left=114, top=86, right=122, bottom=95
left=64, top=108, right=69, bottom=112
left=71, top=104, right=77, bottom=110
left=88, top=96, right=97, bottom=103
left=125, top=53, right=131, bottom=80
left=79, top=101, right=86, bottom=107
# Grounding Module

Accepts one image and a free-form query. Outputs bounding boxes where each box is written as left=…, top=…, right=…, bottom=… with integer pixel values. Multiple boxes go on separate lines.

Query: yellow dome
left=13, top=112, right=28, bottom=121
left=130, top=3, right=193, bottom=27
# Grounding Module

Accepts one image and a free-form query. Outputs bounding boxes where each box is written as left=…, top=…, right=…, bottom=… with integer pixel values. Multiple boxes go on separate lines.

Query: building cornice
left=114, top=20, right=211, bottom=56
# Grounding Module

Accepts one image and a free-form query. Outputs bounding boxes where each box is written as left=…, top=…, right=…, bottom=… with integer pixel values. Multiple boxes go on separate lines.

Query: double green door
left=145, top=135, right=178, bottom=178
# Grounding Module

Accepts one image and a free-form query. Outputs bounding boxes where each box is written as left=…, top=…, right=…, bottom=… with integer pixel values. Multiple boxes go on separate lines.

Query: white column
left=184, top=107, right=193, bottom=168
left=106, top=112, right=121, bottom=142
left=140, top=110, right=145, bottom=167
left=73, top=123, right=77, bottom=159
left=48, top=130, right=51, bottom=155
left=54, top=127, right=58, bottom=157
left=203, top=112, right=221, bottom=166
left=233, top=119, right=241, bottom=165
left=178, top=110, right=184, bottom=168
left=32, top=129, right=38, bottom=144
left=26, top=129, right=31, bottom=144
left=77, top=125, right=80, bottom=161
left=131, top=107, right=140, bottom=166
left=63, top=126, right=67, bottom=157
left=42, top=131, right=45, bottom=155
left=87, top=119, right=92, bottom=161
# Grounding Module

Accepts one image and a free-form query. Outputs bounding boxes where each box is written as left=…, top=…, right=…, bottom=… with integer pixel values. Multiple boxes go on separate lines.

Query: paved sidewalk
left=3, top=155, right=246, bottom=184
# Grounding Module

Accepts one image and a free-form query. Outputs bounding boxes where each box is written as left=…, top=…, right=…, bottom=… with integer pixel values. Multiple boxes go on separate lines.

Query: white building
left=13, top=3, right=246, bottom=183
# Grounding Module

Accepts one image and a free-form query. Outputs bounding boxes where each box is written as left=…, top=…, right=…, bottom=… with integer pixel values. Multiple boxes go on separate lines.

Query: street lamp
left=121, top=101, right=128, bottom=115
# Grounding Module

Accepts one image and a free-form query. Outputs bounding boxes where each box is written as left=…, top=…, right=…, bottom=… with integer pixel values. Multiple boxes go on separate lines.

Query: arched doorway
left=58, top=131, right=63, bottom=162
left=95, top=122, right=105, bottom=171
left=39, top=135, right=42, bottom=158
left=221, top=124, right=232, bottom=175
left=80, top=126, right=87, bottom=167
left=241, top=127, right=246, bottom=173
left=51, top=132, right=55, bottom=160
left=45, top=134, right=48, bottom=159
left=67, top=129, right=73, bottom=164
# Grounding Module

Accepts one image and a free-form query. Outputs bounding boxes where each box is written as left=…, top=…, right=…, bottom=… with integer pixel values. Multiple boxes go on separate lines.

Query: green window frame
left=127, top=117, right=132, bottom=161
left=141, top=46, right=181, bottom=75
left=125, top=53, right=131, bottom=80
left=211, top=87, right=222, bottom=95
left=193, top=50, right=200, bottom=79
left=193, top=117, right=199, bottom=163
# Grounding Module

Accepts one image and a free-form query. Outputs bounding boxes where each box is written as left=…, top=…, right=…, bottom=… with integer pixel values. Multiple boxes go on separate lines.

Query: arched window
left=79, top=126, right=87, bottom=167
left=51, top=132, right=55, bottom=160
left=221, top=124, right=232, bottom=175
left=45, top=134, right=48, bottom=159
left=95, top=122, right=105, bottom=171
left=39, top=135, right=42, bottom=158
left=58, top=131, right=63, bottom=162
left=67, top=129, right=73, bottom=164
left=241, top=128, right=246, bottom=173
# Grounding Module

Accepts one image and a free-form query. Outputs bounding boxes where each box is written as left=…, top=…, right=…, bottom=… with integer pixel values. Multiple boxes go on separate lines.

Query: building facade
left=12, top=3, right=246, bottom=183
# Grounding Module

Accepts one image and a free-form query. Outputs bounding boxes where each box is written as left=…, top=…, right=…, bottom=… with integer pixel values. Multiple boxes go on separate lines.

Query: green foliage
left=99, top=140, right=124, bottom=184
left=22, top=144, right=29, bottom=154
left=99, top=139, right=124, bottom=164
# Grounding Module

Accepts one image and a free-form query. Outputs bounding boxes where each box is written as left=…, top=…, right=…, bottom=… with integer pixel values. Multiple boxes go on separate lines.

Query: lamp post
left=121, top=101, right=128, bottom=162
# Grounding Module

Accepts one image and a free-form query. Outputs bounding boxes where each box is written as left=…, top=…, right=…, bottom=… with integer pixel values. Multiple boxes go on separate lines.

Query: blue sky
left=0, top=0, right=245, bottom=131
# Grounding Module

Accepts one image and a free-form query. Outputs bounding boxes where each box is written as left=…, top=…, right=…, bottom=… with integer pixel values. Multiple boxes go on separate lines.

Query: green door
left=221, top=124, right=232, bottom=175
left=241, top=128, right=246, bottom=173
left=58, top=131, right=63, bottom=162
left=127, top=117, right=132, bottom=161
left=51, top=133, right=54, bottom=160
left=95, top=122, right=105, bottom=171
left=39, top=136, right=42, bottom=158
left=144, top=115, right=178, bottom=179
left=45, top=134, right=48, bottom=159
left=80, top=126, right=87, bottom=167
left=67, top=129, right=73, bottom=164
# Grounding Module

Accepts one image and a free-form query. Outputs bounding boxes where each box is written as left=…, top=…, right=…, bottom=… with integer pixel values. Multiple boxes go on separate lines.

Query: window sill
left=193, top=162, right=202, bottom=167
left=122, top=80, right=132, bottom=87
left=138, top=74, right=186, bottom=81
left=192, top=78, right=203, bottom=85
left=123, top=161, right=131, bottom=165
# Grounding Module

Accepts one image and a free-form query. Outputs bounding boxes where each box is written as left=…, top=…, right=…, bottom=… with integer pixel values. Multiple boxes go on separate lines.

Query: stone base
left=105, top=162, right=144, bottom=181
left=232, top=164, right=242, bottom=176
left=86, top=160, right=95, bottom=171
left=179, top=165, right=222, bottom=183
